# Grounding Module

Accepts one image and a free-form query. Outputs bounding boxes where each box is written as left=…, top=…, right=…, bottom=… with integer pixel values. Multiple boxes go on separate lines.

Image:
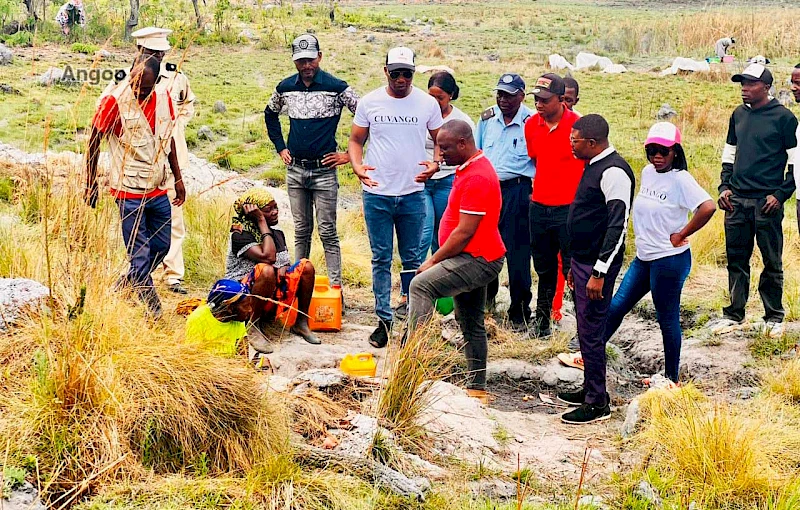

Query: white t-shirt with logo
left=633, top=164, right=712, bottom=262
left=353, top=86, right=444, bottom=196
left=425, top=105, right=475, bottom=179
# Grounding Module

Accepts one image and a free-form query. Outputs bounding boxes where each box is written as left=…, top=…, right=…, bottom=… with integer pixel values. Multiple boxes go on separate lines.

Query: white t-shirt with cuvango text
left=633, top=164, right=713, bottom=262
left=353, top=86, right=444, bottom=196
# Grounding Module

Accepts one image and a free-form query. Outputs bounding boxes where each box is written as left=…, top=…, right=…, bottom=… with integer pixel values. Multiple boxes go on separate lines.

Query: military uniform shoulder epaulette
left=165, top=62, right=177, bottom=72
left=522, top=113, right=532, bottom=123
left=480, top=107, right=496, bottom=121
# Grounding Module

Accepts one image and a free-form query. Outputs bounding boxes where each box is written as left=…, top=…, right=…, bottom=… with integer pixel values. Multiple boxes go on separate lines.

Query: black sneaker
left=369, top=319, right=392, bottom=348
left=393, top=301, right=408, bottom=320
left=530, top=316, right=552, bottom=340
left=557, top=389, right=585, bottom=407
left=561, top=402, right=611, bottom=424
left=168, top=282, right=189, bottom=295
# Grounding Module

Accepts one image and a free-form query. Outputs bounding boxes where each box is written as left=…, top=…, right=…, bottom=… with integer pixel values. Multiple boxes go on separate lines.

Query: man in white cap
left=127, top=26, right=196, bottom=295
left=348, top=46, right=444, bottom=348
left=265, top=34, right=358, bottom=302
left=710, top=63, right=797, bottom=338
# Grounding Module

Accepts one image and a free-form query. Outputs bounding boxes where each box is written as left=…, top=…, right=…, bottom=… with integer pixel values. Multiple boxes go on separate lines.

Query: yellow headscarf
left=231, top=187, right=275, bottom=240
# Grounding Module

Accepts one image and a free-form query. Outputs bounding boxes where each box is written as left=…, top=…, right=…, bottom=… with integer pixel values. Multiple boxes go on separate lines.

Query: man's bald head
left=437, top=119, right=478, bottom=167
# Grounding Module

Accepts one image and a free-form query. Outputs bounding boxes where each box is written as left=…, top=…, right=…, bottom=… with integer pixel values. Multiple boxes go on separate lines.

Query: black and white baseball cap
left=292, top=34, right=320, bottom=61
left=386, top=47, right=416, bottom=71
left=732, top=63, right=773, bottom=85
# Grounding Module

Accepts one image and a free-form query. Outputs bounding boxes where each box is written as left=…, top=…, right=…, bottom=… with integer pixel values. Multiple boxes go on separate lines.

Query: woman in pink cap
left=601, top=122, right=715, bottom=383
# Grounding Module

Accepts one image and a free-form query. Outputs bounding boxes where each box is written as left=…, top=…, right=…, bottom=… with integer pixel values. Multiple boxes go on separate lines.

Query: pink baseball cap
left=645, top=122, right=681, bottom=147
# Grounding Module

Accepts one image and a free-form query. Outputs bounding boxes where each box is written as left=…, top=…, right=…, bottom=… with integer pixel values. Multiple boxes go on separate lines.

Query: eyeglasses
left=569, top=137, right=593, bottom=145
left=645, top=145, right=672, bottom=158
left=389, top=70, right=414, bottom=80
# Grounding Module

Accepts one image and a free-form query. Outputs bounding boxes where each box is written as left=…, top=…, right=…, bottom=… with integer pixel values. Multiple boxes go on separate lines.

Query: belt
left=499, top=176, right=531, bottom=188
left=292, top=158, right=330, bottom=170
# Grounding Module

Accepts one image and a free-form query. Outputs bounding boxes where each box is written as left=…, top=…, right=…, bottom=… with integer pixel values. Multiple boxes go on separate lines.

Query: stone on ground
left=0, top=278, right=49, bottom=331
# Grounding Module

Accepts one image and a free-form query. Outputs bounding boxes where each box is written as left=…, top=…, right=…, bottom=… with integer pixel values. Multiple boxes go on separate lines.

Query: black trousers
left=529, top=202, right=572, bottom=323
left=723, top=195, right=785, bottom=323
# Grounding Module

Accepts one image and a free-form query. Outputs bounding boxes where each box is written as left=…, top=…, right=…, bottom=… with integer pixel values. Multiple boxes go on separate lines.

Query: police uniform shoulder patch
left=480, top=107, right=496, bottom=121
left=165, top=62, right=177, bottom=72
left=114, top=69, right=127, bottom=83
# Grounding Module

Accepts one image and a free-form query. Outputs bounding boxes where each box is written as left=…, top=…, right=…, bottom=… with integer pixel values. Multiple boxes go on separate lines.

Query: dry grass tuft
left=636, top=389, right=800, bottom=507
left=377, top=320, right=459, bottom=452
left=287, top=388, right=348, bottom=443
left=764, top=359, right=800, bottom=403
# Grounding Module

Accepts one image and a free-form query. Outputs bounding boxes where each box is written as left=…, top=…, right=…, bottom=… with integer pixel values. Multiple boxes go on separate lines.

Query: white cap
left=386, top=46, right=415, bottom=71
left=292, top=34, right=320, bottom=61
left=131, top=26, right=172, bottom=51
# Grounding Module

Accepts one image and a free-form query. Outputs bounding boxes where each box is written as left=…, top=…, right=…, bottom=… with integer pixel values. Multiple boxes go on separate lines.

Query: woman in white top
left=602, top=123, right=715, bottom=383
left=419, top=71, right=476, bottom=257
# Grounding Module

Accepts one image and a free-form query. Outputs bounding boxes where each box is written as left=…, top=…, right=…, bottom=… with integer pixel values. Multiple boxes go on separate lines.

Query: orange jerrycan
left=340, top=352, right=377, bottom=377
left=308, top=277, right=342, bottom=331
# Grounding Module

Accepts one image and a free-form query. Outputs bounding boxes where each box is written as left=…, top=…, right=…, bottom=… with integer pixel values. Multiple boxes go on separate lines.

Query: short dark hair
left=563, top=76, right=579, bottom=95
left=440, top=119, right=474, bottom=142
left=573, top=114, right=609, bottom=142
left=795, top=63, right=800, bottom=69
left=428, top=71, right=460, bottom=101
left=133, top=54, right=160, bottom=77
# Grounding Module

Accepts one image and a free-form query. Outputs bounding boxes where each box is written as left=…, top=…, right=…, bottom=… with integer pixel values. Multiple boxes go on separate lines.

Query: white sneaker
left=707, top=318, right=745, bottom=335
left=753, top=321, right=785, bottom=338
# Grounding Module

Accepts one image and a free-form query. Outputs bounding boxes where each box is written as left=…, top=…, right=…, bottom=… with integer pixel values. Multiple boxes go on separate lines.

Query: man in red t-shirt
left=85, top=57, right=185, bottom=319
left=408, top=120, right=506, bottom=403
left=524, top=73, right=585, bottom=339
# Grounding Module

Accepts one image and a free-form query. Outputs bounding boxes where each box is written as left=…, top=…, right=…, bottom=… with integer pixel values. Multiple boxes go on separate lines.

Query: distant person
left=475, top=73, right=535, bottom=330
left=265, top=34, right=359, bottom=301
left=524, top=73, right=584, bottom=339
left=714, top=37, right=735, bottom=59
left=84, top=57, right=185, bottom=319
left=791, top=64, right=800, bottom=231
left=709, top=64, right=797, bottom=338
left=563, top=76, right=581, bottom=115
left=224, top=188, right=319, bottom=345
left=420, top=71, right=475, bottom=258
left=408, top=120, right=505, bottom=404
left=55, top=0, right=85, bottom=35
left=348, top=46, right=444, bottom=348
left=560, top=114, right=634, bottom=425
left=560, top=123, right=715, bottom=385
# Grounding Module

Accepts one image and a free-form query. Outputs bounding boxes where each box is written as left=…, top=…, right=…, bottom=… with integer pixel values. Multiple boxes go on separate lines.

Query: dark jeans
left=118, top=194, right=172, bottom=290
left=604, top=251, right=692, bottom=382
left=419, top=174, right=454, bottom=257
left=723, top=195, right=784, bottom=323
left=408, top=253, right=505, bottom=390
left=487, top=177, right=532, bottom=322
left=363, top=190, right=425, bottom=322
left=529, top=202, right=571, bottom=323
left=573, top=259, right=622, bottom=406
left=287, top=164, right=342, bottom=286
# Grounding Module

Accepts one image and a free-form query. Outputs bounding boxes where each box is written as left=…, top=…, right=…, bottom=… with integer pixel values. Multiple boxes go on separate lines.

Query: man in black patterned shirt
left=265, top=34, right=359, bottom=293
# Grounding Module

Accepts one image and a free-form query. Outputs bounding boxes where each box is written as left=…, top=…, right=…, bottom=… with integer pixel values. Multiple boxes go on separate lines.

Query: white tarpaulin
left=660, top=57, right=710, bottom=76
left=549, top=52, right=626, bottom=73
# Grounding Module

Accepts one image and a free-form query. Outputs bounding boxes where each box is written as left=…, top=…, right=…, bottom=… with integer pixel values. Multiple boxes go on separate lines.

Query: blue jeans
left=363, top=190, right=425, bottom=322
left=603, top=250, right=692, bottom=382
left=118, top=194, right=172, bottom=290
left=419, top=174, right=454, bottom=257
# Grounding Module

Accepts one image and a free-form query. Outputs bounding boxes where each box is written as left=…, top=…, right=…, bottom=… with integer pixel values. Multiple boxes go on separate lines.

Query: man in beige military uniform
left=101, top=27, right=196, bottom=294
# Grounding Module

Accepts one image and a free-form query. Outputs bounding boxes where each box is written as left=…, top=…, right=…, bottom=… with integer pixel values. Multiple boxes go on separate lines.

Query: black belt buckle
left=294, top=158, right=325, bottom=169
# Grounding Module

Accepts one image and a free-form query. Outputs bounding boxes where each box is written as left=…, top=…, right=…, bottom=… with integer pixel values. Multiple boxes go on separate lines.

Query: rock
left=197, top=125, right=214, bottom=141
left=578, top=495, right=609, bottom=509
left=487, top=358, right=538, bottom=381
left=366, top=34, right=376, bottom=43
left=777, top=89, right=793, bottom=108
left=346, top=26, right=357, bottom=33
left=239, top=28, right=260, bottom=41
left=333, top=412, right=382, bottom=456
left=38, top=67, right=65, bottom=86
left=213, top=100, right=227, bottom=114
left=470, top=478, right=517, bottom=500
left=539, top=360, right=584, bottom=391
left=292, top=368, right=348, bottom=389
left=634, top=480, right=663, bottom=508
left=621, top=397, right=641, bottom=439
left=656, top=103, right=678, bottom=121
left=421, top=25, right=433, bottom=36
left=2, top=481, right=47, bottom=510
left=0, top=278, right=50, bottom=331
left=95, top=49, right=112, bottom=59
left=733, top=386, right=761, bottom=400
left=0, top=83, right=21, bottom=95
left=0, top=43, right=12, bottom=65
left=486, top=53, right=500, bottom=62
left=406, top=453, right=447, bottom=479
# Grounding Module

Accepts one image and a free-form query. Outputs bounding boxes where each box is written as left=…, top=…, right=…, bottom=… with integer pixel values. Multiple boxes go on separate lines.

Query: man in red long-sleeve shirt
left=524, top=73, right=585, bottom=338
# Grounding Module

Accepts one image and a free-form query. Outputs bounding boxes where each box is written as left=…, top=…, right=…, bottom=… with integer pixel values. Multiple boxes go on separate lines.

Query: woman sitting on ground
left=223, top=188, right=319, bottom=345
left=595, top=123, right=715, bottom=384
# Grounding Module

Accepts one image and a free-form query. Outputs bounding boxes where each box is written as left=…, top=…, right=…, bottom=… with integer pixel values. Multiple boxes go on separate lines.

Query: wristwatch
left=591, top=269, right=605, bottom=279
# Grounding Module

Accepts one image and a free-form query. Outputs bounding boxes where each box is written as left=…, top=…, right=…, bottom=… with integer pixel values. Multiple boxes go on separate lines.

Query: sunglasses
left=389, top=69, right=414, bottom=80
left=645, top=145, right=672, bottom=158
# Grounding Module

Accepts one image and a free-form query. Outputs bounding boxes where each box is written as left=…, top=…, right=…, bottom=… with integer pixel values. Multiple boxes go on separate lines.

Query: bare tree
left=124, top=0, right=139, bottom=40
left=21, top=0, right=38, bottom=21
left=191, top=0, right=203, bottom=29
